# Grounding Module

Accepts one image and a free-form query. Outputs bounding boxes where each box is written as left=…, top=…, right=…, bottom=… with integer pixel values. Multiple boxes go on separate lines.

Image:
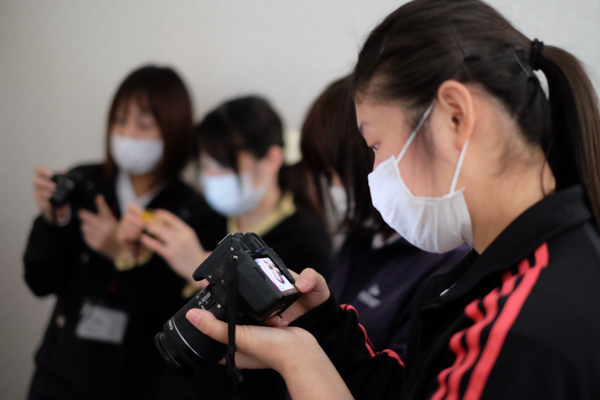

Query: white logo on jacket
left=358, top=284, right=381, bottom=308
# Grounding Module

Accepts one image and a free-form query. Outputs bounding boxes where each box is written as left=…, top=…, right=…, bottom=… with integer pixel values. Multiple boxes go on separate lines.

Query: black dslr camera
left=155, top=232, right=301, bottom=376
left=50, top=169, right=97, bottom=213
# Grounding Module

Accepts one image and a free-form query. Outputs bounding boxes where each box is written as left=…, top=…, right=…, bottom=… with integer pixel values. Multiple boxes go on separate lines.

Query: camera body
left=155, top=232, right=301, bottom=376
left=50, top=168, right=97, bottom=212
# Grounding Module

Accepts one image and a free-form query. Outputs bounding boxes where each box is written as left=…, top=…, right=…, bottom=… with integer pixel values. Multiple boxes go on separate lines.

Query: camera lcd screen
left=254, top=257, right=295, bottom=293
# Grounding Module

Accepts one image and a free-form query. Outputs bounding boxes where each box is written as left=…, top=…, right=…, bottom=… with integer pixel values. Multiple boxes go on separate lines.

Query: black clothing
left=149, top=198, right=332, bottom=400
left=329, top=234, right=468, bottom=359
left=293, top=185, right=600, bottom=399
left=261, top=206, right=332, bottom=277
left=24, top=164, right=225, bottom=400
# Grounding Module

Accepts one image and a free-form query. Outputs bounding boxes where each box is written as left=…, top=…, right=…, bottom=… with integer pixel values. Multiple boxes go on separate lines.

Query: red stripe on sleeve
left=432, top=272, right=517, bottom=400
left=382, top=349, right=404, bottom=366
left=341, top=303, right=359, bottom=316
left=431, top=243, right=548, bottom=400
left=462, top=243, right=549, bottom=400
left=340, top=303, right=405, bottom=366
left=432, top=329, right=468, bottom=400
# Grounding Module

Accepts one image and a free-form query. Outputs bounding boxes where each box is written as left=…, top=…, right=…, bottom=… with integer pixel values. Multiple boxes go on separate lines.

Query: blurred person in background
left=300, top=76, right=468, bottom=359
left=120, top=95, right=331, bottom=399
left=24, top=65, right=224, bottom=400
left=185, top=0, right=600, bottom=397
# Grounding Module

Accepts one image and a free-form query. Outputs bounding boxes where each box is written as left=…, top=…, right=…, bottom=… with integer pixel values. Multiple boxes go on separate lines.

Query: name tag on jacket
left=75, top=301, right=128, bottom=344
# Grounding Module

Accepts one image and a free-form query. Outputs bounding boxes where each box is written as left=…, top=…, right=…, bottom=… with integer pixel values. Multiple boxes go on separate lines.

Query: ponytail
left=542, top=46, right=600, bottom=225
left=351, top=0, right=600, bottom=228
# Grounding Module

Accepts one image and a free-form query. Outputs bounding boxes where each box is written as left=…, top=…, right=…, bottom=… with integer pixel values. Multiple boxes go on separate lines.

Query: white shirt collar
left=116, top=170, right=165, bottom=215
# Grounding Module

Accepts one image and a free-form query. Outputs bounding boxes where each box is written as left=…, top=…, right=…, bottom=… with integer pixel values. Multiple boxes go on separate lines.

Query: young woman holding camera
left=24, top=65, right=225, bottom=400
left=186, top=0, right=600, bottom=398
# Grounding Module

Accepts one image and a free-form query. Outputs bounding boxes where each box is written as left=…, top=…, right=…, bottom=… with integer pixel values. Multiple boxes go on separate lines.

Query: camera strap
left=51, top=205, right=59, bottom=226
left=226, top=255, right=244, bottom=400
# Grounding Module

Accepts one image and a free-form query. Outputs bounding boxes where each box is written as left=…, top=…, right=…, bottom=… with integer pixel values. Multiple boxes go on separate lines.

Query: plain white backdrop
left=0, top=0, right=598, bottom=398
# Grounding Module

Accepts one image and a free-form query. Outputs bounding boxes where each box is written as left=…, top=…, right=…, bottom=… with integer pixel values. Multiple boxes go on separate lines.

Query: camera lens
left=50, top=176, right=76, bottom=208
left=155, top=287, right=227, bottom=376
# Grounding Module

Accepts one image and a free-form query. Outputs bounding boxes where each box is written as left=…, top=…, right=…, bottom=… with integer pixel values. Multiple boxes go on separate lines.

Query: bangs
left=109, top=89, right=152, bottom=122
left=195, top=110, right=244, bottom=172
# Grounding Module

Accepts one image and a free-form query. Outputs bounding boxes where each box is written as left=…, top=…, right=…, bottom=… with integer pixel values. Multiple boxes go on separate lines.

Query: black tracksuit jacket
left=292, top=185, right=600, bottom=399
left=23, top=164, right=226, bottom=400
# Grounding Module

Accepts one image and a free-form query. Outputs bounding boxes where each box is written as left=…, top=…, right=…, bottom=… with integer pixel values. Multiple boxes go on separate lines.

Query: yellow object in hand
left=141, top=209, right=157, bottom=223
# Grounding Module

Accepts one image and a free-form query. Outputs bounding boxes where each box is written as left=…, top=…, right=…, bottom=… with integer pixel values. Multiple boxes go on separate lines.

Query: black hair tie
left=531, top=39, right=544, bottom=71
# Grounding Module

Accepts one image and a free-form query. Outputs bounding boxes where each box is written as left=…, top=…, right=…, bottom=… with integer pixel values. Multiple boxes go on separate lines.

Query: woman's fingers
left=34, top=166, right=53, bottom=179
left=126, top=203, right=144, bottom=217
left=140, top=234, right=168, bottom=258
left=117, top=215, right=145, bottom=243
left=187, top=309, right=229, bottom=343
left=95, top=195, right=113, bottom=218
left=78, top=208, right=96, bottom=222
left=122, top=212, right=144, bottom=229
left=186, top=309, right=314, bottom=372
left=273, top=268, right=330, bottom=326
left=292, top=268, right=323, bottom=293
left=145, top=220, right=172, bottom=243
left=33, top=168, right=60, bottom=221
left=186, top=310, right=269, bottom=369
left=153, top=209, right=187, bottom=229
left=33, top=175, right=56, bottom=191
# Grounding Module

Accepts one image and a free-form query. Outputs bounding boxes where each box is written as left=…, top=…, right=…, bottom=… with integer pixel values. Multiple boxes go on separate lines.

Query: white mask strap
left=450, top=139, right=469, bottom=193
left=396, top=100, right=436, bottom=163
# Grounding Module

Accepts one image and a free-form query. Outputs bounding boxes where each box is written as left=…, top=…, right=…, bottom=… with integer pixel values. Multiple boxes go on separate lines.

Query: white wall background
left=0, top=0, right=598, bottom=398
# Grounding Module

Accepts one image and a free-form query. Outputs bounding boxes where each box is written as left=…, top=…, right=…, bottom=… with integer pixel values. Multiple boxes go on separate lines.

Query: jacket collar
left=427, top=185, right=591, bottom=306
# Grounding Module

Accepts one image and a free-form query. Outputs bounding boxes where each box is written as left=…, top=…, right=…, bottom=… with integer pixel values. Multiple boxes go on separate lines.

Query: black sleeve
left=278, top=232, right=331, bottom=276
left=23, top=215, right=80, bottom=296
left=263, top=208, right=332, bottom=276
left=191, top=198, right=228, bottom=252
left=291, top=295, right=405, bottom=400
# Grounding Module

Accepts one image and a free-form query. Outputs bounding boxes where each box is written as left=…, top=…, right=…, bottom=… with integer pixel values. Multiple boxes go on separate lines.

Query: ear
left=436, top=80, right=475, bottom=150
left=260, top=145, right=284, bottom=174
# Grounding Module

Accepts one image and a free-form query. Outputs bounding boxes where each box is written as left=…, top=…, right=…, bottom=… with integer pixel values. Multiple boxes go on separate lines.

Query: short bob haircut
left=194, top=95, right=319, bottom=210
left=104, top=65, right=193, bottom=185
left=194, top=95, right=283, bottom=173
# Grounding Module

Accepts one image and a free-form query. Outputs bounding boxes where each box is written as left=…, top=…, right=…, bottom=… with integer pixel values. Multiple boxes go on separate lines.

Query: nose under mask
left=200, top=172, right=268, bottom=217
left=110, top=133, right=164, bottom=175
left=367, top=101, right=473, bottom=253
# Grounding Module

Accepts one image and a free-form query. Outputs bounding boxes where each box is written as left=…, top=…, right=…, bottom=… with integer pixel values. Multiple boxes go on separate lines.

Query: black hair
left=300, top=77, right=392, bottom=235
left=105, top=65, right=193, bottom=185
left=194, top=96, right=283, bottom=173
left=353, top=0, right=600, bottom=226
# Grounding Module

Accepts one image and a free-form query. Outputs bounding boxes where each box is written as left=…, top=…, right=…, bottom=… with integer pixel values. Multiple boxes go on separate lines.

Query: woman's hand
left=265, top=268, right=331, bottom=327
left=188, top=267, right=331, bottom=364
left=32, top=166, right=70, bottom=223
left=186, top=291, right=352, bottom=400
left=78, top=195, right=121, bottom=260
left=116, top=203, right=146, bottom=255
left=140, top=209, right=208, bottom=283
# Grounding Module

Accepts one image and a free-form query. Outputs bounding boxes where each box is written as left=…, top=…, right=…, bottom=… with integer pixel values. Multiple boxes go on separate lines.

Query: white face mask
left=110, top=133, right=164, bottom=175
left=200, top=172, right=268, bottom=217
left=367, top=102, right=473, bottom=253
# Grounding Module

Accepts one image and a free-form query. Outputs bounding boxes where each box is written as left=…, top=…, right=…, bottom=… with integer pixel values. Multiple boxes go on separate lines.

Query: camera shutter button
left=80, top=253, right=90, bottom=264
